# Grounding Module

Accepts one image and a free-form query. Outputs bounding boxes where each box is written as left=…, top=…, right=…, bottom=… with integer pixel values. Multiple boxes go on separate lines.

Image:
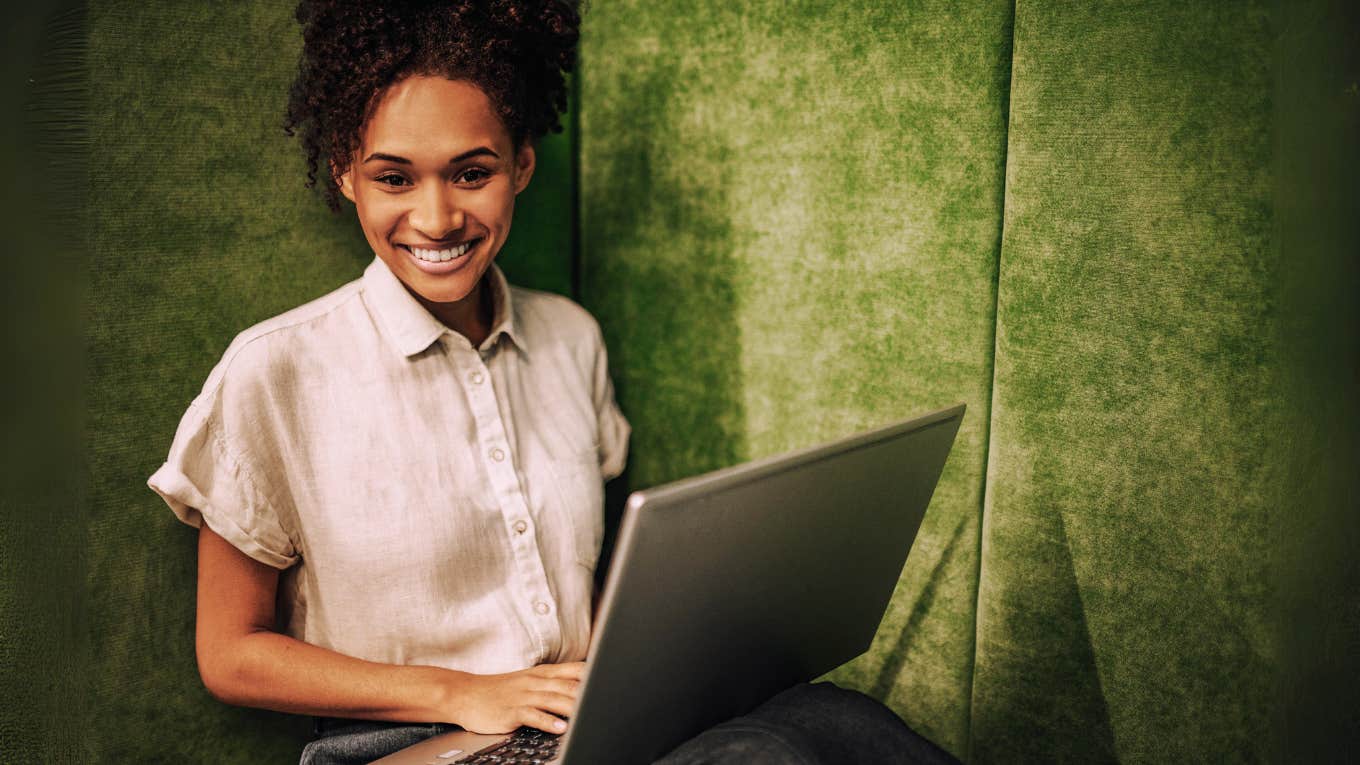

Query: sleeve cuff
left=148, top=461, right=299, bottom=570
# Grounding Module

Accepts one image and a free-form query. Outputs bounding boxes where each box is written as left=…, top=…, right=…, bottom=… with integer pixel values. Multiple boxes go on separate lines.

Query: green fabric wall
left=577, top=1, right=1013, bottom=755
left=578, top=0, right=1358, bottom=762
left=973, top=2, right=1279, bottom=760
left=2, top=3, right=87, bottom=763
left=5, top=0, right=1355, bottom=762
left=970, top=1, right=1359, bottom=760
left=1269, top=1, right=1360, bottom=757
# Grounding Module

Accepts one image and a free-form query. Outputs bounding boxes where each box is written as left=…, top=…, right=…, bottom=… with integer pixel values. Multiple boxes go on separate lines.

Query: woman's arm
left=194, top=524, right=582, bottom=734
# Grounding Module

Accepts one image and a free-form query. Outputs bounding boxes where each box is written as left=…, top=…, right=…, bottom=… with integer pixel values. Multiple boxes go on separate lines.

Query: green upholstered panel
left=2, top=3, right=88, bottom=763
left=14, top=1, right=1352, bottom=762
left=86, top=1, right=574, bottom=760
left=971, top=1, right=1326, bottom=760
left=578, top=2, right=1013, bottom=755
left=1270, top=0, right=1360, bottom=757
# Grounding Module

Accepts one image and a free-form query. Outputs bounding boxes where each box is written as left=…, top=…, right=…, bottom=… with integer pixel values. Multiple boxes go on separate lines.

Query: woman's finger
left=534, top=661, right=586, bottom=680
left=527, top=690, right=577, bottom=718
left=536, top=677, right=581, bottom=700
left=520, top=706, right=569, bottom=735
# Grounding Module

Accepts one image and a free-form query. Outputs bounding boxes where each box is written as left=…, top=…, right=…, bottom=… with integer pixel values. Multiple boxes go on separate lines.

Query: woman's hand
left=196, top=524, right=587, bottom=732
left=444, top=661, right=586, bottom=735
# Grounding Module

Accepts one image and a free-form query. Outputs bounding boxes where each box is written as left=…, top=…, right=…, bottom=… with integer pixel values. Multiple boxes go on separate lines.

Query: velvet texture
left=972, top=1, right=1358, bottom=760
left=3, top=4, right=87, bottom=763
left=6, top=0, right=1354, bottom=762
left=973, top=2, right=1278, bottom=761
left=577, top=1, right=1013, bottom=756
left=578, top=0, right=1357, bottom=762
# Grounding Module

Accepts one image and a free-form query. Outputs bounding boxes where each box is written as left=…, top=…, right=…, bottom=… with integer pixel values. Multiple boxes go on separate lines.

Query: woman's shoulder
left=508, top=283, right=605, bottom=349
left=193, top=276, right=367, bottom=407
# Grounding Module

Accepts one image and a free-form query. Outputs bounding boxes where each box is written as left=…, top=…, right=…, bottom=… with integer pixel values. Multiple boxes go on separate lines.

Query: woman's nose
left=408, top=184, right=465, bottom=240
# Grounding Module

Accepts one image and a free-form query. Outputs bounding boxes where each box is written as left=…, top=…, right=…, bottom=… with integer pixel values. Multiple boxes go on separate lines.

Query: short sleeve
left=147, top=386, right=299, bottom=570
left=588, top=321, right=631, bottom=482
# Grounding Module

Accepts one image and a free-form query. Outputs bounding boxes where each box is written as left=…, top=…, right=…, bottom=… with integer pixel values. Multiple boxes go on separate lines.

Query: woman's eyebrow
left=362, top=147, right=500, bottom=165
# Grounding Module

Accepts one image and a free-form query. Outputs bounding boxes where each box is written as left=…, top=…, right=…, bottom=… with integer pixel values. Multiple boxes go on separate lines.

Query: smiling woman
left=142, top=1, right=953, bottom=764
left=147, top=0, right=619, bottom=758
left=335, top=76, right=537, bottom=346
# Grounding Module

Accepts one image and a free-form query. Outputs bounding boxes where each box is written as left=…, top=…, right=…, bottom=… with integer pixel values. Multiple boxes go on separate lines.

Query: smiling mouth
left=401, top=238, right=480, bottom=263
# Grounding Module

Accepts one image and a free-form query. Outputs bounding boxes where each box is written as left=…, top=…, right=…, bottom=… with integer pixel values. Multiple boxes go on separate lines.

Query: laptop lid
left=557, top=403, right=965, bottom=765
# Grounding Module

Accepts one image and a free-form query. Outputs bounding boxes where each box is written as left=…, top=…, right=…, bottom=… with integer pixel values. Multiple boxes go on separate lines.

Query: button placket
left=454, top=348, right=561, bottom=652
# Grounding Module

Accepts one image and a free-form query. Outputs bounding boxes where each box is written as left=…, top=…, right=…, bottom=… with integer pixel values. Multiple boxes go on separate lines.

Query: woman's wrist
left=413, top=664, right=472, bottom=725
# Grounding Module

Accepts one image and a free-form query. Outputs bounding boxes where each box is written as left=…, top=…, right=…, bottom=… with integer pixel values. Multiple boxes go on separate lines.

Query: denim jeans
left=299, top=681, right=960, bottom=765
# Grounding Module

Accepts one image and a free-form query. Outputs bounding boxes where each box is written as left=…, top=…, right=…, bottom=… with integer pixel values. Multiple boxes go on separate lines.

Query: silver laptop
left=371, top=403, right=965, bottom=765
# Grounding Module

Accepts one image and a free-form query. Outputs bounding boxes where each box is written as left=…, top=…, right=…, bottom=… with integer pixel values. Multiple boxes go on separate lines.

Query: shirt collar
left=361, top=254, right=524, bottom=358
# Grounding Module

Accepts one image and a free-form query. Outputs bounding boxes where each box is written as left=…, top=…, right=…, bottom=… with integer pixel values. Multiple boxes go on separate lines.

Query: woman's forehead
left=360, top=75, right=510, bottom=156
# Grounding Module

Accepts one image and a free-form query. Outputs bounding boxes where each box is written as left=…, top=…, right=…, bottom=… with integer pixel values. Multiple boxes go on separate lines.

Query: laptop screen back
left=559, top=404, right=965, bottom=765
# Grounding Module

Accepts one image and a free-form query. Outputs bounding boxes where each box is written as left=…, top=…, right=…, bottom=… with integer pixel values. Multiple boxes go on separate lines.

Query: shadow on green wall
left=870, top=513, right=971, bottom=699
left=581, top=64, right=749, bottom=488
left=970, top=507, right=1118, bottom=763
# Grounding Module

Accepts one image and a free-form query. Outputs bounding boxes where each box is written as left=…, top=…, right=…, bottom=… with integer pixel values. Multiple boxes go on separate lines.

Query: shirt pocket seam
left=545, top=444, right=603, bottom=569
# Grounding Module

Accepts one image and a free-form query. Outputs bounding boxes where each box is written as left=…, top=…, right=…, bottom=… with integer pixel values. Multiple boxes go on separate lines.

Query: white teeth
left=408, top=241, right=473, bottom=262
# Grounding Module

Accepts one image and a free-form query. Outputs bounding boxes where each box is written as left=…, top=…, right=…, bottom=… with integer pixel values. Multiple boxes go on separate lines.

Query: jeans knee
left=771, top=681, right=890, bottom=718
left=656, top=722, right=820, bottom=765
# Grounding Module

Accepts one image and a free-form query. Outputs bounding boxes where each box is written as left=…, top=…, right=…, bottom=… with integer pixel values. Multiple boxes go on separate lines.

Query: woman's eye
left=457, top=168, right=491, bottom=184
left=376, top=174, right=410, bottom=188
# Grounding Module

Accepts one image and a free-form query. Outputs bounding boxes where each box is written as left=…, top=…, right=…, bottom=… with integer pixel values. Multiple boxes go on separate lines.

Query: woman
left=147, top=1, right=955, bottom=763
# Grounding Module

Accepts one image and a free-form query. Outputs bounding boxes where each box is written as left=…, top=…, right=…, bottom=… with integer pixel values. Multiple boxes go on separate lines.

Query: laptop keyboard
left=457, top=726, right=562, bottom=764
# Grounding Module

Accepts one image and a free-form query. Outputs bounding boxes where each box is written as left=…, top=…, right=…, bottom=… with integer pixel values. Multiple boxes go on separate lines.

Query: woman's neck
left=411, top=275, right=493, bottom=349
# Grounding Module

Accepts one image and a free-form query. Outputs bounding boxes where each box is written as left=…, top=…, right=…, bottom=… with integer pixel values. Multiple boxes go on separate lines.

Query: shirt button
left=533, top=601, right=551, bottom=615
left=469, top=370, right=485, bottom=385
left=490, top=447, right=505, bottom=462
left=513, top=520, right=528, bottom=535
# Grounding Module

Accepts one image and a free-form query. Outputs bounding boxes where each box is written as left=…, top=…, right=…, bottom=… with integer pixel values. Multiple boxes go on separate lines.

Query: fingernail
left=554, top=720, right=567, bottom=732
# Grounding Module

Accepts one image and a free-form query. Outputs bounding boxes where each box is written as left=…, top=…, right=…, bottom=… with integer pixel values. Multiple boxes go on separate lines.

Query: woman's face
left=337, top=75, right=534, bottom=318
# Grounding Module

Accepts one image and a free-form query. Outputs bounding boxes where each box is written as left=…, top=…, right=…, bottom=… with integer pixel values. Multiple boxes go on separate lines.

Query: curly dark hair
left=283, top=0, right=579, bottom=213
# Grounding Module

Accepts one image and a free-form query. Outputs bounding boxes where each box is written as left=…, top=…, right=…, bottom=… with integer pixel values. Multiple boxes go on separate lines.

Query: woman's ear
left=332, top=159, right=356, bottom=204
left=512, top=142, right=536, bottom=195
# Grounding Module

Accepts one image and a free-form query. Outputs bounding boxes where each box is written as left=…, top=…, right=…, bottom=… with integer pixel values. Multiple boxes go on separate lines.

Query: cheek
left=356, top=196, right=403, bottom=235
left=472, top=191, right=516, bottom=232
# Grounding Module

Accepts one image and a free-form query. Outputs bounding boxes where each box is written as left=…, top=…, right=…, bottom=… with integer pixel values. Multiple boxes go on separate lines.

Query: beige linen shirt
left=147, top=255, right=630, bottom=674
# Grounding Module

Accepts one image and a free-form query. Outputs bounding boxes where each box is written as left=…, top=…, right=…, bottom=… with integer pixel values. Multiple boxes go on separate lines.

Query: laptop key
left=457, top=728, right=561, bottom=764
